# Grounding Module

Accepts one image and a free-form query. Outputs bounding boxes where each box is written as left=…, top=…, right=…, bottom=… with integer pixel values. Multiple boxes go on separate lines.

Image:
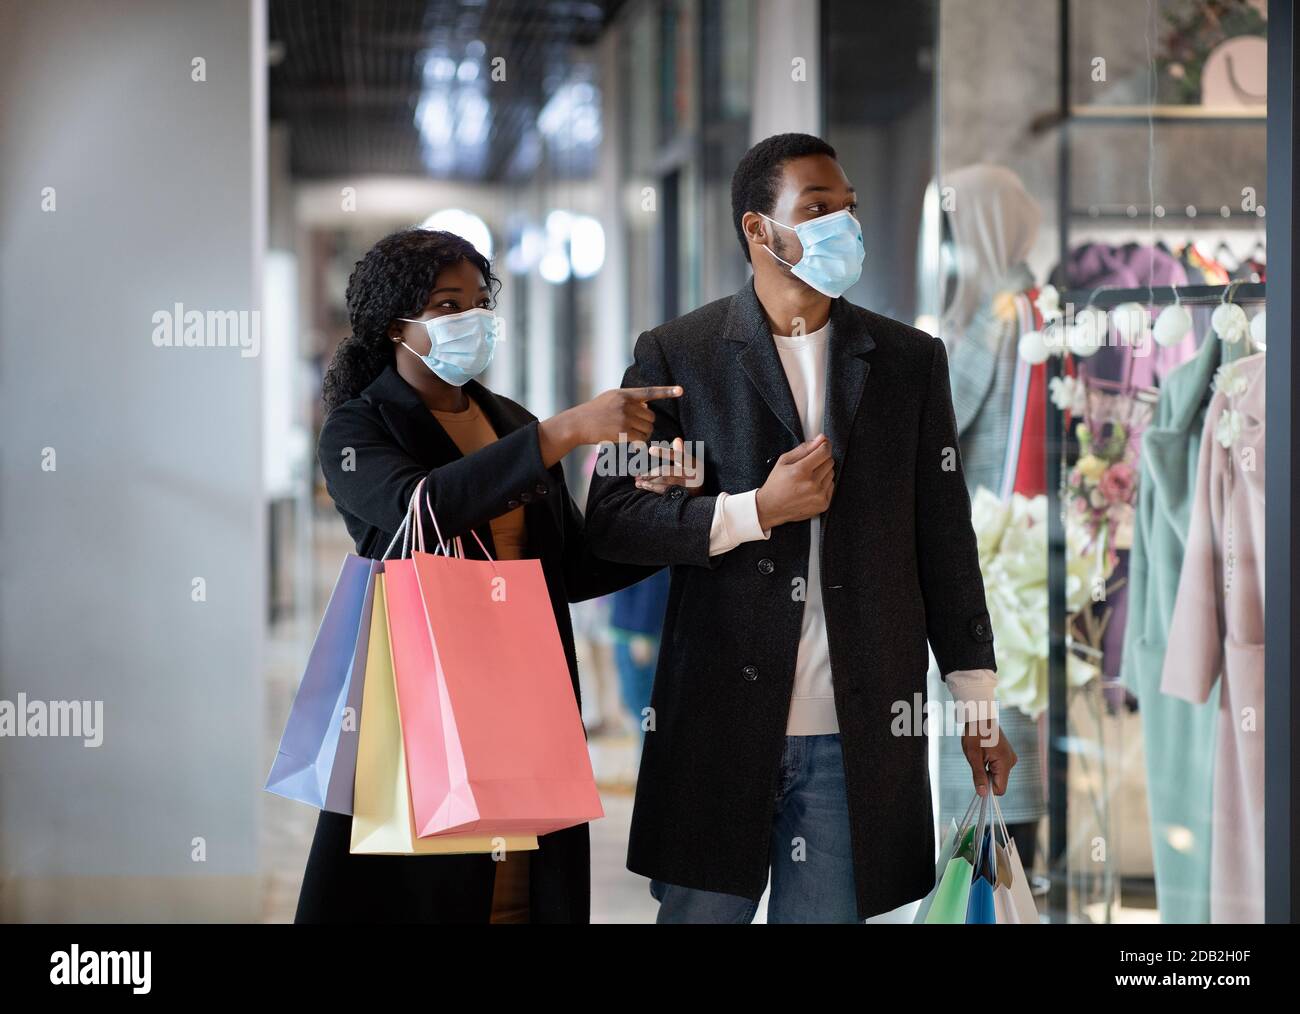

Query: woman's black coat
left=294, top=364, right=653, bottom=924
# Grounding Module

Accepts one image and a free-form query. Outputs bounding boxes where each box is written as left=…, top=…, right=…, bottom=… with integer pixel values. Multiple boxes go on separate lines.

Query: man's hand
left=754, top=434, right=834, bottom=529
left=961, top=711, right=1017, bottom=796
left=634, top=436, right=703, bottom=495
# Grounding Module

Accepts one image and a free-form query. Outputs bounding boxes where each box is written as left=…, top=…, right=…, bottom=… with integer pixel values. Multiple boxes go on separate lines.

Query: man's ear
left=742, top=211, right=769, bottom=250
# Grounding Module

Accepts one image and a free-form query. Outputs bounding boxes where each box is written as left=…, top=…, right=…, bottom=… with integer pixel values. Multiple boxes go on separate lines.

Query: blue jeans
left=649, top=733, right=860, bottom=923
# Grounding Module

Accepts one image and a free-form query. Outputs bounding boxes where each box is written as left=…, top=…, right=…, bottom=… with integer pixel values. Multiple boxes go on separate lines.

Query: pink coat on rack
left=1161, top=351, right=1266, bottom=924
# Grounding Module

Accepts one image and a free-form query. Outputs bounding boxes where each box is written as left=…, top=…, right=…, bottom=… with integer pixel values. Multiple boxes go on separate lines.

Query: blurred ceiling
left=268, top=0, right=625, bottom=181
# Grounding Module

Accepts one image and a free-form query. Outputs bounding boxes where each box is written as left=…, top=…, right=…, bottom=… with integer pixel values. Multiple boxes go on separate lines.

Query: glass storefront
left=918, top=0, right=1272, bottom=922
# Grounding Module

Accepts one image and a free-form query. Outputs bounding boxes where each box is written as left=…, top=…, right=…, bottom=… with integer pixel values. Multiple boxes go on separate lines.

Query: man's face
left=765, top=154, right=858, bottom=265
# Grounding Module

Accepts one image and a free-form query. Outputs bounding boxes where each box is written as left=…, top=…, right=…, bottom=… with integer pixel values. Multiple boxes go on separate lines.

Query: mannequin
left=934, top=164, right=1046, bottom=868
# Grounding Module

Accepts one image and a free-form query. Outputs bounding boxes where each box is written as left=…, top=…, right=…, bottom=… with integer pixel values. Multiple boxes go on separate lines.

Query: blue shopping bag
left=966, top=823, right=998, bottom=924
left=265, top=555, right=379, bottom=811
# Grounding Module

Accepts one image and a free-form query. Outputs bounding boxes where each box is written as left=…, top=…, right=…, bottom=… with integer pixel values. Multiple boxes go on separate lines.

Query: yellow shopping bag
left=349, top=571, right=539, bottom=857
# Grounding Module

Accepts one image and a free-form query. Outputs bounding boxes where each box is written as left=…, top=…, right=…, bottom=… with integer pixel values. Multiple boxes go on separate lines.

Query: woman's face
left=391, top=258, right=492, bottom=356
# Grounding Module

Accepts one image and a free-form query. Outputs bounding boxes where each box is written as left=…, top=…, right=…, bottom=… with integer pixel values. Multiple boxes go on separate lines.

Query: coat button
left=507, top=499, right=521, bottom=509
left=668, top=486, right=684, bottom=500
left=520, top=491, right=533, bottom=503
left=535, top=482, right=549, bottom=495
left=757, top=558, right=775, bottom=575
left=974, top=622, right=985, bottom=636
left=741, top=664, right=758, bottom=681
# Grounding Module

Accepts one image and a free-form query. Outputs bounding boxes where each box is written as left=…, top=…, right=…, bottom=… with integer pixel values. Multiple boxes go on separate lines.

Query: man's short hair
left=730, top=133, right=839, bottom=263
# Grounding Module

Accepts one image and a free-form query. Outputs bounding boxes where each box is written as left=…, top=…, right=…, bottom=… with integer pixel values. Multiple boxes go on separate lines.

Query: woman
left=295, top=227, right=680, bottom=924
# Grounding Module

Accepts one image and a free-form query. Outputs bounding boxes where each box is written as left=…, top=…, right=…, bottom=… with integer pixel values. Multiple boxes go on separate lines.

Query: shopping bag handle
left=377, top=477, right=500, bottom=571
left=970, top=788, right=990, bottom=882
left=379, top=477, right=445, bottom=560
left=988, top=782, right=1015, bottom=852
left=423, top=492, right=497, bottom=569
left=956, top=789, right=981, bottom=833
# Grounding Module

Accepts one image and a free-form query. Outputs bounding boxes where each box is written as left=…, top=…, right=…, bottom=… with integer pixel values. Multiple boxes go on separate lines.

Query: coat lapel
left=727, top=280, right=805, bottom=442
left=823, top=297, right=875, bottom=473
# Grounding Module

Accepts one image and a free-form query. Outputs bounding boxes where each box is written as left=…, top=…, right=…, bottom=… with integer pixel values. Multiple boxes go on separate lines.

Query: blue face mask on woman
left=396, top=307, right=499, bottom=386
left=758, top=208, right=865, bottom=298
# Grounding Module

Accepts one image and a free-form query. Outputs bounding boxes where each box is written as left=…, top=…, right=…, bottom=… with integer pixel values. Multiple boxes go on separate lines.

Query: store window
left=898, top=0, right=1274, bottom=923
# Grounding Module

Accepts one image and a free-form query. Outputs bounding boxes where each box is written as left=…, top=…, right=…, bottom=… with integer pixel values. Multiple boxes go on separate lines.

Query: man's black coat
left=584, top=279, right=998, bottom=920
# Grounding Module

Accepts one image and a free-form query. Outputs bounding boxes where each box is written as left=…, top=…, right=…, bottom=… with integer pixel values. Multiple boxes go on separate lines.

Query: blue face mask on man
left=758, top=208, right=865, bottom=298
left=396, top=307, right=499, bottom=386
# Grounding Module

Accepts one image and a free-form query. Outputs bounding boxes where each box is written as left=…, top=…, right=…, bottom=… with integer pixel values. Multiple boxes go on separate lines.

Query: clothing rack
left=1072, top=206, right=1266, bottom=222
left=1043, top=278, right=1264, bottom=918
left=1060, top=282, right=1266, bottom=310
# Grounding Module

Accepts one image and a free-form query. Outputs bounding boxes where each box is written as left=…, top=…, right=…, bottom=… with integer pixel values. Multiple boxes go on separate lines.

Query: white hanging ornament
left=1153, top=302, right=1192, bottom=347
left=1112, top=302, right=1151, bottom=349
left=1065, top=319, right=1100, bottom=358
left=1074, top=306, right=1108, bottom=353
left=1249, top=308, right=1266, bottom=347
left=1211, top=301, right=1249, bottom=344
left=1018, top=328, right=1051, bottom=364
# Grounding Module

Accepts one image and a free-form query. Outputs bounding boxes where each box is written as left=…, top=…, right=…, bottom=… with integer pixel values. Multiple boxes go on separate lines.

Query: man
left=584, top=133, right=1014, bottom=923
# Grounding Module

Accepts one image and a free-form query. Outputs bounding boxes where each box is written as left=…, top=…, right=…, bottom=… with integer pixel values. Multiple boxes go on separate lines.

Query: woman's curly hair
left=321, top=227, right=499, bottom=413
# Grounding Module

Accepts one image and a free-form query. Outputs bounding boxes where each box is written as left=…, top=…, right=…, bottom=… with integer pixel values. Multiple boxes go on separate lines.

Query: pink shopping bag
left=412, top=549, right=603, bottom=836
left=383, top=483, right=603, bottom=839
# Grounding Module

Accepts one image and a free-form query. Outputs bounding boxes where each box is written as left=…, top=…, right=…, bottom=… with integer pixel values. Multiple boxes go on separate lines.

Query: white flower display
left=1212, top=360, right=1249, bottom=398
left=1049, top=374, right=1087, bottom=414
left=968, top=489, right=1103, bottom=719
left=1034, top=284, right=1062, bottom=322
left=1215, top=408, right=1243, bottom=449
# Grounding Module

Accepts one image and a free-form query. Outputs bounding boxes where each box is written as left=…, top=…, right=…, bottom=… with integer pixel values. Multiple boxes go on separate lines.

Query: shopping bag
left=992, top=791, right=1038, bottom=923
left=265, top=554, right=374, bottom=811
left=925, top=853, right=977, bottom=924
left=965, top=824, right=997, bottom=924
left=993, top=843, right=1021, bottom=924
left=913, top=818, right=960, bottom=923
left=410, top=550, right=604, bottom=835
left=323, top=559, right=382, bottom=813
left=350, top=570, right=538, bottom=857
left=387, top=481, right=604, bottom=838
left=925, top=791, right=984, bottom=925
left=915, top=791, right=982, bottom=923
